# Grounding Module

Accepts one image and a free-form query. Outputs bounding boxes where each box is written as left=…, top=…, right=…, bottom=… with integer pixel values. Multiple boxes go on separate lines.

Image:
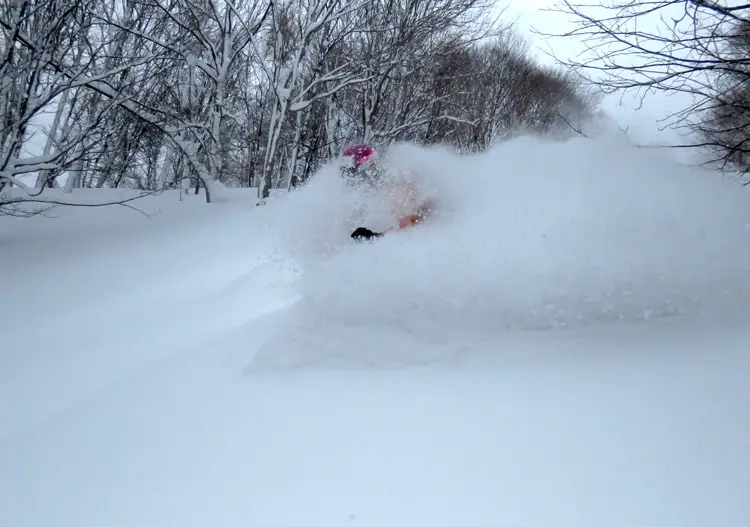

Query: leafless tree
left=540, top=0, right=750, bottom=174
left=345, top=0, right=502, bottom=145
left=692, top=17, right=750, bottom=174
left=93, top=0, right=272, bottom=198
left=0, top=0, right=132, bottom=191
left=252, top=0, right=372, bottom=201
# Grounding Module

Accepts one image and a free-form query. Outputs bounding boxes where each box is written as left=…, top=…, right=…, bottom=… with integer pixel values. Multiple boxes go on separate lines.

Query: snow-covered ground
left=2, top=134, right=750, bottom=527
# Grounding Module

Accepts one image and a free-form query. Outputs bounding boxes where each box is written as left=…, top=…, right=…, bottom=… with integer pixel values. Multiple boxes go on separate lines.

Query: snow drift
left=263, top=134, right=750, bottom=339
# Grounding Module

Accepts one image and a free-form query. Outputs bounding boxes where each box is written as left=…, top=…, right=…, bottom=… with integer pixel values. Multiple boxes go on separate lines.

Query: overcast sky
left=506, top=0, right=699, bottom=162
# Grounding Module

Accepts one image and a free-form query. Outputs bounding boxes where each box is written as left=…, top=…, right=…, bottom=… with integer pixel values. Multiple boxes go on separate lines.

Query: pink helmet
left=343, top=144, right=376, bottom=167
left=340, top=144, right=380, bottom=185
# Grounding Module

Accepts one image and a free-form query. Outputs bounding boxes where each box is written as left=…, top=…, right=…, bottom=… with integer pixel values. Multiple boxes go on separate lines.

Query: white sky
left=505, top=0, right=699, bottom=162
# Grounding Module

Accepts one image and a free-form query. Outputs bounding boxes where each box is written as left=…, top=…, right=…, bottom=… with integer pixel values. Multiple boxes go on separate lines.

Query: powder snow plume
left=265, top=134, right=750, bottom=336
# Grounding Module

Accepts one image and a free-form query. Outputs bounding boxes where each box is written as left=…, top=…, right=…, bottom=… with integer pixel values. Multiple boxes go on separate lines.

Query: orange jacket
left=398, top=212, right=424, bottom=229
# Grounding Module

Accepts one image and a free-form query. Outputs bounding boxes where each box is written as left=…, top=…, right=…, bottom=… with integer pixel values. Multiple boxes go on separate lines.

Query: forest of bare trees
left=1, top=0, right=596, bottom=208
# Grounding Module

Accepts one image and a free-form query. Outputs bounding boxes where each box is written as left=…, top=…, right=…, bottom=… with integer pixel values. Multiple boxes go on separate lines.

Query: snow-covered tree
left=1, top=0, right=598, bottom=211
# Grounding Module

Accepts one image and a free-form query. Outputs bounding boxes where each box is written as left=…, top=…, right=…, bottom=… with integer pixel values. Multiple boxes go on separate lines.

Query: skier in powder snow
left=339, top=143, right=435, bottom=240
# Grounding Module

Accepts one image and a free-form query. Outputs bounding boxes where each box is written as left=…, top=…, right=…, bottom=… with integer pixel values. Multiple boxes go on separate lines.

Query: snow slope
left=2, top=134, right=750, bottom=527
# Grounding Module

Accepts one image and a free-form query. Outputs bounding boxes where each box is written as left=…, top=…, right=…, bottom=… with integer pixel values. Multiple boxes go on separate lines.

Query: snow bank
left=262, top=134, right=750, bottom=345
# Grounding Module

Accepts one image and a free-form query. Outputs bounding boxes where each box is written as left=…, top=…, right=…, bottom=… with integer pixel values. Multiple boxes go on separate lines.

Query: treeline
left=1, top=0, right=595, bottom=204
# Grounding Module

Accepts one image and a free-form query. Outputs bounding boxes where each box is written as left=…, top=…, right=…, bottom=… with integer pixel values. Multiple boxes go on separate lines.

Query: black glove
left=351, top=227, right=383, bottom=241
